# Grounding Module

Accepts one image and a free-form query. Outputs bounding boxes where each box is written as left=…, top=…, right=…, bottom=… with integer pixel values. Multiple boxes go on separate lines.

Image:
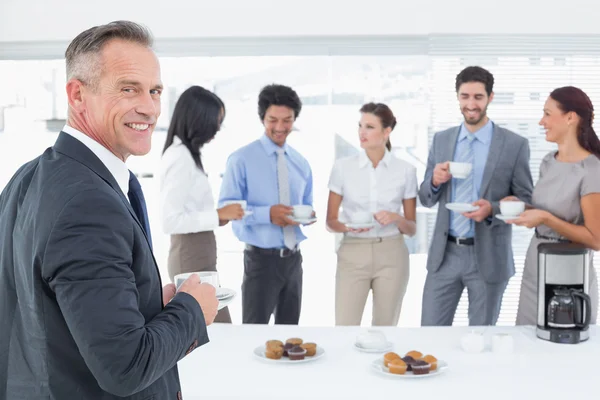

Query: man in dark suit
left=0, top=21, right=218, bottom=399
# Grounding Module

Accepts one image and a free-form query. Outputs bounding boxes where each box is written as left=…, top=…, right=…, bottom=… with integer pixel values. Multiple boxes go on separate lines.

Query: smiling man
left=219, top=84, right=314, bottom=325
left=0, top=21, right=218, bottom=399
left=418, top=66, right=533, bottom=327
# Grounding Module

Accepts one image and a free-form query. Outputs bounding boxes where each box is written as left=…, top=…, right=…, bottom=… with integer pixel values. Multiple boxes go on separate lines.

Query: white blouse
left=159, top=137, right=219, bottom=235
left=328, top=150, right=418, bottom=238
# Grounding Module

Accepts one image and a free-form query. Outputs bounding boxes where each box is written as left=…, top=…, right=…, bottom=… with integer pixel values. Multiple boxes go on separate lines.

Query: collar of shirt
left=358, top=148, right=393, bottom=169
left=458, top=119, right=494, bottom=144
left=259, top=134, right=289, bottom=155
left=61, top=124, right=130, bottom=197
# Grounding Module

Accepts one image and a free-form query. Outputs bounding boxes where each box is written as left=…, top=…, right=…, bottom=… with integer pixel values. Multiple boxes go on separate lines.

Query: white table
left=178, top=324, right=597, bottom=399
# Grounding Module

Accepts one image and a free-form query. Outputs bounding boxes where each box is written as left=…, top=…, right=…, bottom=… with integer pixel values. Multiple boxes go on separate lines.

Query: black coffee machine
left=537, top=242, right=592, bottom=344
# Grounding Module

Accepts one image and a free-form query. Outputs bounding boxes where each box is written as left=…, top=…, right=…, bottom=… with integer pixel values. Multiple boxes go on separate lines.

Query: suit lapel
left=53, top=132, right=147, bottom=243
left=444, top=126, right=461, bottom=203
left=480, top=124, right=505, bottom=196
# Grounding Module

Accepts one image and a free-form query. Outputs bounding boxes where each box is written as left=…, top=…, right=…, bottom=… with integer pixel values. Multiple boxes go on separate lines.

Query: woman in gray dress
left=160, top=86, right=245, bottom=323
left=504, top=86, right=600, bottom=325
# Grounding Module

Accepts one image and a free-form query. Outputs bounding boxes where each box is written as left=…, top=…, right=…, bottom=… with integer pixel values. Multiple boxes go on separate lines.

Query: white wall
left=2, top=0, right=600, bottom=44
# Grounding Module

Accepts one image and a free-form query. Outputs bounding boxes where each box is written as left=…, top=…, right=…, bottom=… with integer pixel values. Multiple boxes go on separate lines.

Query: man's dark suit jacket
left=0, top=132, right=208, bottom=399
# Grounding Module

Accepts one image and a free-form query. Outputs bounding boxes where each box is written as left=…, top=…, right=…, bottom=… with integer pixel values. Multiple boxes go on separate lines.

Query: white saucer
left=253, top=345, right=325, bottom=364
left=495, top=214, right=519, bottom=222
left=291, top=217, right=317, bottom=224
left=370, top=358, right=449, bottom=379
left=354, top=341, right=393, bottom=353
left=216, top=288, right=236, bottom=310
left=445, top=202, right=479, bottom=213
left=346, top=222, right=376, bottom=229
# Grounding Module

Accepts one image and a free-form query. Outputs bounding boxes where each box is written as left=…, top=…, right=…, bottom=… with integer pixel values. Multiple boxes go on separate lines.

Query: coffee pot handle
left=572, top=291, right=592, bottom=328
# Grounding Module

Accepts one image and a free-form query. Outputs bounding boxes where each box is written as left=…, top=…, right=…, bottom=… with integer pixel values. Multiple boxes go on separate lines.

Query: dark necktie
left=128, top=171, right=153, bottom=250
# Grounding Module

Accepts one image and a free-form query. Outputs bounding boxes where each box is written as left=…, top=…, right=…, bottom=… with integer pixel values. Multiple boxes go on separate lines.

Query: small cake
left=411, top=360, right=431, bottom=375
left=300, top=343, right=317, bottom=356
left=405, top=350, right=423, bottom=359
left=388, top=358, right=407, bottom=375
left=383, top=352, right=400, bottom=367
left=286, top=338, right=303, bottom=346
left=282, top=342, right=295, bottom=357
left=401, top=355, right=417, bottom=371
left=265, top=345, right=283, bottom=360
left=420, top=355, right=438, bottom=371
left=266, top=340, right=283, bottom=350
left=287, top=345, right=307, bottom=361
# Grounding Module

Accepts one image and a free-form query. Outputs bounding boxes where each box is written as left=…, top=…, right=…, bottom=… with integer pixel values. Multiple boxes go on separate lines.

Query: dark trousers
left=242, top=246, right=303, bottom=324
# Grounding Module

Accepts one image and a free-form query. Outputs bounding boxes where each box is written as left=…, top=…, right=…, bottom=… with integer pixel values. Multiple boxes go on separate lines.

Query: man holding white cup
left=418, top=66, right=533, bottom=326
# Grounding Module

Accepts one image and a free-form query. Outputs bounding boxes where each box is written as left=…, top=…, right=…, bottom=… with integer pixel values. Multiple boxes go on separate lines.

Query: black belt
left=245, top=244, right=299, bottom=258
left=447, top=234, right=474, bottom=246
left=535, top=230, right=570, bottom=243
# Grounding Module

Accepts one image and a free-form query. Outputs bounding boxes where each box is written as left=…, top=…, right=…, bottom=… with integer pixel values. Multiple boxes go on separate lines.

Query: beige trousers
left=335, top=234, right=410, bottom=326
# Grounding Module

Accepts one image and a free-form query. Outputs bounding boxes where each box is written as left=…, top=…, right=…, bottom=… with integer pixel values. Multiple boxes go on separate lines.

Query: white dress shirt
left=328, top=150, right=418, bottom=238
left=62, top=125, right=130, bottom=197
left=159, top=137, right=219, bottom=235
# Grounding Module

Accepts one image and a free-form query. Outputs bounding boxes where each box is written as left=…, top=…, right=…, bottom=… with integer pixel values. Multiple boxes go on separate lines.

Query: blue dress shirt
left=218, top=134, right=313, bottom=249
left=448, top=120, right=493, bottom=237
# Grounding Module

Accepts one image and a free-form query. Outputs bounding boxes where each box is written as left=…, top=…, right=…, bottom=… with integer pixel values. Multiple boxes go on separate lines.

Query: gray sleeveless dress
left=516, top=151, right=599, bottom=325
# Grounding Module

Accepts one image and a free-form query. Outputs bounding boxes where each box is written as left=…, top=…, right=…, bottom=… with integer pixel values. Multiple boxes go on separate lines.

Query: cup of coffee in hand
left=351, top=211, right=373, bottom=224
left=222, top=200, right=247, bottom=210
left=174, top=271, right=219, bottom=291
left=449, top=162, right=473, bottom=179
left=292, top=205, right=313, bottom=220
left=500, top=200, right=525, bottom=216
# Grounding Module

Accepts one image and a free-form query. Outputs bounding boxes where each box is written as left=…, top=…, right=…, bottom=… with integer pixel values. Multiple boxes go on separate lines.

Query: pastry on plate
left=420, top=354, right=438, bottom=371
left=388, top=358, right=407, bottom=375
left=383, top=352, right=400, bottom=367
left=300, top=342, right=317, bottom=356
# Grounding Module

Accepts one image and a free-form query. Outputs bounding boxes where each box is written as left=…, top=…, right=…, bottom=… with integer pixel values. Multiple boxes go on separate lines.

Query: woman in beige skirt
left=160, top=86, right=244, bottom=323
left=326, top=102, right=418, bottom=326
left=504, top=86, right=600, bottom=325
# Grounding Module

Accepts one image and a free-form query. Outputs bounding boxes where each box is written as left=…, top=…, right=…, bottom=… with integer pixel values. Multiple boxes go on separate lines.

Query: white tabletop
left=178, top=324, right=598, bottom=400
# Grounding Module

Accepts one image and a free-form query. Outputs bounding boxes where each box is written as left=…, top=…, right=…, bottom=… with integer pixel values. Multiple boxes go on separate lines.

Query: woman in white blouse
left=326, top=102, right=418, bottom=326
left=160, top=86, right=244, bottom=323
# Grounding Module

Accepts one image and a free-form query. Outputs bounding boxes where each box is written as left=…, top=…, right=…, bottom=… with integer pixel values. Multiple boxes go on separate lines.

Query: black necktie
left=128, top=171, right=153, bottom=250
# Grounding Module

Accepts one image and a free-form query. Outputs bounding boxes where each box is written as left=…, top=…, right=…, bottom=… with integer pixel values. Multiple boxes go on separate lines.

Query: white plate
left=445, top=202, right=479, bottom=213
left=291, top=217, right=317, bottom=224
left=354, top=341, right=393, bottom=353
left=346, top=222, right=376, bottom=229
left=253, top=345, right=325, bottom=364
left=495, top=214, right=519, bottom=222
left=370, top=357, right=448, bottom=379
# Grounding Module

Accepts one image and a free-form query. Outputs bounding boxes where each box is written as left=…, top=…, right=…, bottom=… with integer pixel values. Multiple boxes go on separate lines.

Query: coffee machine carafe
left=537, top=242, right=592, bottom=344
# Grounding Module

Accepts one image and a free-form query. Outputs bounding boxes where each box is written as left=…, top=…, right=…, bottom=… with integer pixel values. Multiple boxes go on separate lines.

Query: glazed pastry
left=287, top=345, right=307, bottom=361
left=300, top=343, right=317, bottom=356
left=388, top=358, right=407, bottom=375
left=405, top=350, right=423, bottom=359
left=282, top=342, right=294, bottom=357
left=286, top=338, right=303, bottom=346
left=383, top=352, right=400, bottom=367
left=401, top=355, right=417, bottom=371
left=420, top=354, right=438, bottom=371
left=266, top=340, right=283, bottom=350
left=411, top=360, right=431, bottom=375
left=265, top=346, right=283, bottom=360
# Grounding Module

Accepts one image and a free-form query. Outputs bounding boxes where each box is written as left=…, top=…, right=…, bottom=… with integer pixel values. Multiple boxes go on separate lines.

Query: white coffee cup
left=492, top=333, right=514, bottom=354
left=449, top=162, right=473, bottom=179
left=351, top=211, right=373, bottom=224
left=174, top=271, right=219, bottom=291
left=356, top=329, right=387, bottom=349
left=222, top=200, right=247, bottom=210
left=460, top=331, right=485, bottom=353
left=500, top=200, right=525, bottom=216
left=293, top=205, right=313, bottom=219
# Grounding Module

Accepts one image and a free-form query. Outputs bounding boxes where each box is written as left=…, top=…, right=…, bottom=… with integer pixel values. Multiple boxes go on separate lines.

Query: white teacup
left=222, top=200, right=247, bottom=210
left=351, top=211, right=373, bottom=224
left=356, top=329, right=387, bottom=349
left=174, top=271, right=219, bottom=291
left=449, top=162, right=473, bottom=179
left=500, top=200, right=525, bottom=216
left=461, top=331, right=485, bottom=353
left=293, top=205, right=313, bottom=219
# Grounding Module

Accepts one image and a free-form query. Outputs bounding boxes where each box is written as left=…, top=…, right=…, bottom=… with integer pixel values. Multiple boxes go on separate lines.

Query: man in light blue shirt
left=219, top=84, right=314, bottom=324
left=418, top=66, right=533, bottom=327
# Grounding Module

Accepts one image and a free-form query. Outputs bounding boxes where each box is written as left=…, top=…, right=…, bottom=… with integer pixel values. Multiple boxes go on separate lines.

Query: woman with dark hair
left=326, top=102, right=417, bottom=326
left=504, top=86, right=600, bottom=324
left=159, top=86, right=244, bottom=323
